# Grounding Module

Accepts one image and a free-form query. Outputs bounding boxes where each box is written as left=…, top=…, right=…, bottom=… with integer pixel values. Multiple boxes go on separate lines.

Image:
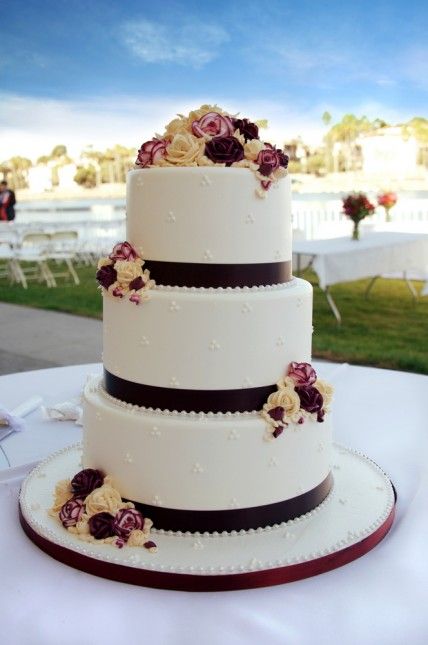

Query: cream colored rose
left=51, top=479, right=72, bottom=513
left=114, top=260, right=143, bottom=288
left=244, top=139, right=264, bottom=161
left=276, top=376, right=296, bottom=390
left=164, top=117, right=188, bottom=139
left=84, top=484, right=125, bottom=517
left=166, top=132, right=205, bottom=166
left=315, top=379, right=334, bottom=408
left=268, top=386, right=301, bottom=418
left=97, top=257, right=112, bottom=270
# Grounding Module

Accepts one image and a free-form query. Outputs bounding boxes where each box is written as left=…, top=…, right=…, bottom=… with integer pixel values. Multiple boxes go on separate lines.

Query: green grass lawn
left=0, top=262, right=427, bottom=374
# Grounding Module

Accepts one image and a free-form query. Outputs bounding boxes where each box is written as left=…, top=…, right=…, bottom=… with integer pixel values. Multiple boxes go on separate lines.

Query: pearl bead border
left=152, top=278, right=298, bottom=294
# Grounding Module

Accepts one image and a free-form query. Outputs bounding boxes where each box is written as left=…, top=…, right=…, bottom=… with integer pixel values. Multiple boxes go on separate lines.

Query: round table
left=0, top=362, right=427, bottom=644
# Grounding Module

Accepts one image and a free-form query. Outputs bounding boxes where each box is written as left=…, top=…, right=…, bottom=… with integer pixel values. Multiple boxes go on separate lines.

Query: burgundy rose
left=59, top=498, right=84, bottom=528
left=96, top=264, right=117, bottom=289
left=109, top=241, right=139, bottom=262
left=71, top=468, right=104, bottom=497
left=88, top=512, right=115, bottom=539
left=205, top=136, right=244, bottom=166
left=232, top=118, right=259, bottom=142
left=129, top=276, right=145, bottom=291
left=277, top=149, right=289, bottom=168
left=129, top=293, right=141, bottom=305
left=287, top=362, right=317, bottom=387
left=144, top=540, right=157, bottom=550
left=268, top=406, right=285, bottom=423
left=113, top=508, right=145, bottom=539
left=257, top=146, right=281, bottom=177
left=296, top=386, right=324, bottom=422
left=136, top=138, right=168, bottom=167
left=192, top=112, right=234, bottom=138
left=272, top=426, right=284, bottom=438
left=112, top=286, right=124, bottom=298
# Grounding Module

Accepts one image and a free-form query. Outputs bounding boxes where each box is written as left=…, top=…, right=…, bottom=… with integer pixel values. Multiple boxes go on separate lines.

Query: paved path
left=0, top=303, right=102, bottom=375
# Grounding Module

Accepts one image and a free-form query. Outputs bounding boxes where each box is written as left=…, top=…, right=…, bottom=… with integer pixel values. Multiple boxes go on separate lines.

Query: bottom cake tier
left=82, top=377, right=333, bottom=532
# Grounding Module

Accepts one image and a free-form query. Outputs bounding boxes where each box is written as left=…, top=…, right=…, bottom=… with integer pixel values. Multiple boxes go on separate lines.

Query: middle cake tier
left=103, top=278, right=312, bottom=412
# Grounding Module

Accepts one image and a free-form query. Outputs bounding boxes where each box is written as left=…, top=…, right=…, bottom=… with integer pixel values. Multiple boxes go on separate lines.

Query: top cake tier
left=127, top=167, right=292, bottom=270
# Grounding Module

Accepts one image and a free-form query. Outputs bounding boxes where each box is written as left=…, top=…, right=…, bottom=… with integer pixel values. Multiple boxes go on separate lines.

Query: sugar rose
left=109, top=242, right=139, bottom=262
left=51, top=479, right=73, bottom=513
left=269, top=387, right=301, bottom=418
left=244, top=139, right=264, bottom=161
left=192, top=112, right=234, bottom=138
left=115, top=260, right=143, bottom=288
left=315, top=379, right=334, bottom=408
left=136, top=138, right=168, bottom=167
left=164, top=117, right=187, bottom=139
left=287, top=362, right=317, bottom=387
left=85, top=484, right=124, bottom=516
left=166, top=132, right=205, bottom=166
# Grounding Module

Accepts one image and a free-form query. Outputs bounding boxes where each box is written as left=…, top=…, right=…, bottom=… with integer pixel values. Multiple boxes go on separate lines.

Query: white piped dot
left=169, top=377, right=179, bottom=387
left=193, top=539, right=204, bottom=550
left=241, top=303, right=253, bottom=314
left=150, top=426, right=161, bottom=438
left=203, top=249, right=213, bottom=261
left=228, top=429, right=240, bottom=441
left=200, top=174, right=212, bottom=187
left=166, top=211, right=176, bottom=223
left=245, top=213, right=255, bottom=224
left=169, top=300, right=181, bottom=312
left=152, top=495, right=163, bottom=506
left=208, top=339, right=220, bottom=351
left=139, top=336, right=150, bottom=346
left=242, top=377, right=253, bottom=387
left=276, top=336, right=285, bottom=346
left=192, top=462, right=204, bottom=474
left=124, top=453, right=133, bottom=464
left=229, top=498, right=239, bottom=508
left=268, top=457, right=278, bottom=467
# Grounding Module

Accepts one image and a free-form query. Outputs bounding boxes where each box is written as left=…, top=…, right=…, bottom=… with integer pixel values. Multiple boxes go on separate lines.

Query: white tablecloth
left=293, top=232, right=428, bottom=289
left=1, top=362, right=428, bottom=644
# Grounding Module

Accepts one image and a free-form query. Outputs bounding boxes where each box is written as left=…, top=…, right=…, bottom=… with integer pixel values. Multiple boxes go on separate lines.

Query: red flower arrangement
left=378, top=191, right=397, bottom=222
left=342, top=192, right=376, bottom=240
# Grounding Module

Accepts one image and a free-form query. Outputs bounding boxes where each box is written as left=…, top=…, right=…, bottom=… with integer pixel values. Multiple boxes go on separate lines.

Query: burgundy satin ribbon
left=104, top=369, right=277, bottom=413
left=127, top=473, right=333, bottom=533
left=143, top=259, right=292, bottom=288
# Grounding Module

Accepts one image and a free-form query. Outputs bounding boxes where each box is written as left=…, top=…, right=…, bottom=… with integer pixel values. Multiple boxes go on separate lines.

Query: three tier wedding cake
left=20, top=106, right=395, bottom=590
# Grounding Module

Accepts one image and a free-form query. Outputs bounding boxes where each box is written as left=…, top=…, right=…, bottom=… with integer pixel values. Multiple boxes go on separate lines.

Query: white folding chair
left=47, top=230, right=80, bottom=285
left=14, top=231, right=55, bottom=288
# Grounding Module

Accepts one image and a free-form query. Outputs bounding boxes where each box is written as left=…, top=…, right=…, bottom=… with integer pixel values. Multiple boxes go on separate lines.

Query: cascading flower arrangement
left=96, top=242, right=155, bottom=304
left=262, top=362, right=333, bottom=440
left=342, top=192, right=376, bottom=240
left=49, top=467, right=157, bottom=551
left=135, top=105, right=289, bottom=197
left=377, top=191, right=397, bottom=222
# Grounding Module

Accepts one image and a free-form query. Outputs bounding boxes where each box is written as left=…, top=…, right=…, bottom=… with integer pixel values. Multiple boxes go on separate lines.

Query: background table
left=293, top=231, right=428, bottom=323
left=1, top=362, right=427, bottom=644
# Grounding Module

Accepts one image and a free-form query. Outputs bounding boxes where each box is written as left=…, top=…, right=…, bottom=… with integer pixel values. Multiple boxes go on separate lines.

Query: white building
left=358, top=127, right=419, bottom=177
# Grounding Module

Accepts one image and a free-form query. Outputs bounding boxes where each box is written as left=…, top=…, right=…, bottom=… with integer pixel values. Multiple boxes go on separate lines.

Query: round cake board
left=19, top=443, right=395, bottom=592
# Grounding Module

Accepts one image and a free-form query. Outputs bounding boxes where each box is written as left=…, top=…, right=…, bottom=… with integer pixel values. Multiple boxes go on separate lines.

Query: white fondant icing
left=83, top=380, right=332, bottom=511
left=103, top=279, right=312, bottom=390
left=127, top=168, right=292, bottom=265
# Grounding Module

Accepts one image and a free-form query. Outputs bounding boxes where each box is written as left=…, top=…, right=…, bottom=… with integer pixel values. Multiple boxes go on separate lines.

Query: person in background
left=0, top=180, right=16, bottom=221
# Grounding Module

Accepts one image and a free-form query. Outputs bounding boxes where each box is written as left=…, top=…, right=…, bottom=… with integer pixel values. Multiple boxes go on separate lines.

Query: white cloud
left=120, top=19, right=229, bottom=68
left=0, top=92, right=418, bottom=162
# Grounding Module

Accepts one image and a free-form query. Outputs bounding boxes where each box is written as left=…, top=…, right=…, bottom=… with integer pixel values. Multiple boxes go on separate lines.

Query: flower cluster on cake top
left=262, top=362, right=333, bottom=439
left=135, top=105, right=289, bottom=197
left=96, top=242, right=154, bottom=305
left=49, top=467, right=157, bottom=551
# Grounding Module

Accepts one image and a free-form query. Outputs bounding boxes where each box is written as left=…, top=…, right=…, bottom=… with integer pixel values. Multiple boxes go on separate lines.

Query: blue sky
left=1, top=0, right=427, bottom=158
